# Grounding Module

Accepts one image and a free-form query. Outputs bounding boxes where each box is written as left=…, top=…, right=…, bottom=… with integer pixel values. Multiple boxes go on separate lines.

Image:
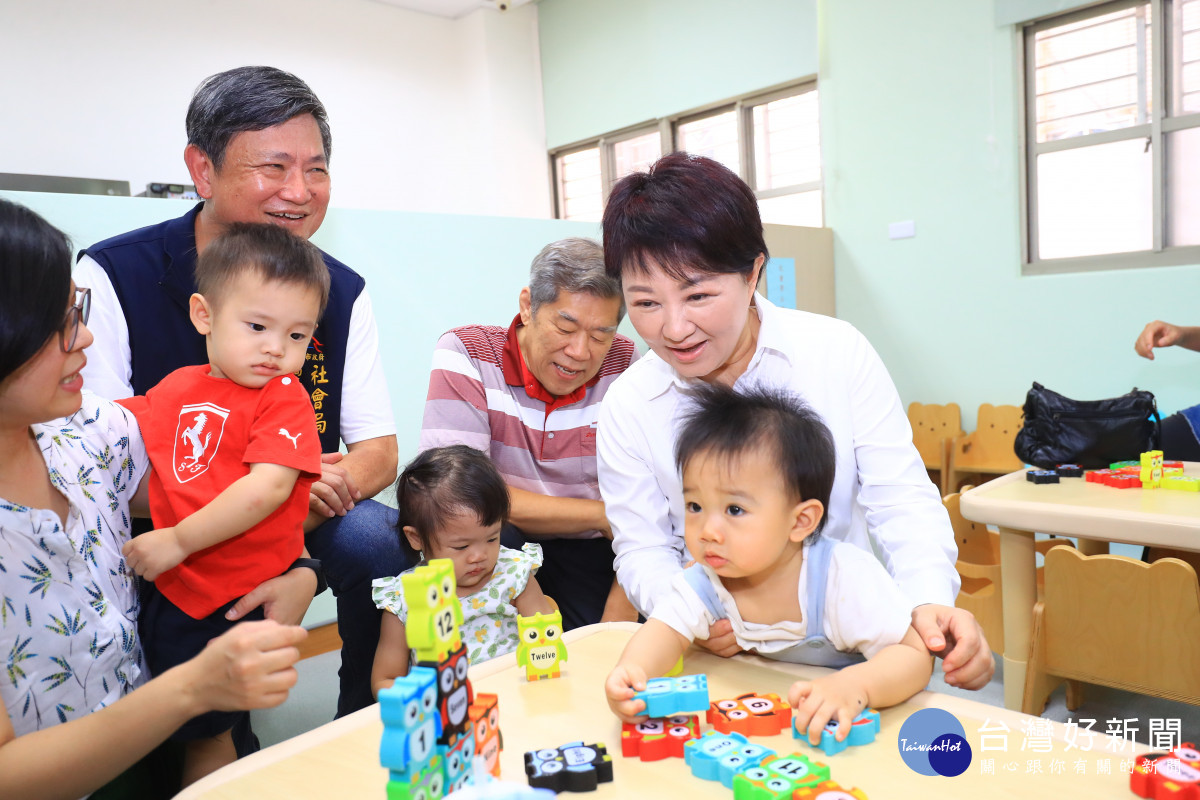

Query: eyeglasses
left=60, top=287, right=91, bottom=353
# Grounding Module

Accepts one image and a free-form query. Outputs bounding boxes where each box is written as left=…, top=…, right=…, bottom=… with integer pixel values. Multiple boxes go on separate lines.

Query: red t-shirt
left=119, top=365, right=321, bottom=618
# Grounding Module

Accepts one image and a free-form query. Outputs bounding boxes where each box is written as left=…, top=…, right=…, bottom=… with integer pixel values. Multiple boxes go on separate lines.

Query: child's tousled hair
left=395, top=445, right=511, bottom=562
left=195, top=222, right=330, bottom=315
left=674, top=382, right=836, bottom=534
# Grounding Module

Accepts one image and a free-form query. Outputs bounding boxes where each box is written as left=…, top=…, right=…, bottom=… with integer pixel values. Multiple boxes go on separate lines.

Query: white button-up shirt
left=597, top=297, right=959, bottom=616
left=1, top=394, right=149, bottom=740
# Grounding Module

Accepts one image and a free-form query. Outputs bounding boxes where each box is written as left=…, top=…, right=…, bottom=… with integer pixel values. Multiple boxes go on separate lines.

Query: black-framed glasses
left=60, top=286, right=91, bottom=352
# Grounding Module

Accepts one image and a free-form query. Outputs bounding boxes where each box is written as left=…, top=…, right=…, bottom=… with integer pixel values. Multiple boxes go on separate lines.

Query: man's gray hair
left=528, top=238, right=625, bottom=322
left=186, top=66, right=332, bottom=169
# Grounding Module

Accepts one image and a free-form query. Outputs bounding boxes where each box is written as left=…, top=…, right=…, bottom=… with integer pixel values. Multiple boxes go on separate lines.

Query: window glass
left=612, top=131, right=662, bottom=184
left=757, top=190, right=823, bottom=228
left=677, top=110, right=740, bottom=174
left=556, top=148, right=603, bottom=222
left=1167, top=127, right=1200, bottom=245
left=753, top=91, right=821, bottom=190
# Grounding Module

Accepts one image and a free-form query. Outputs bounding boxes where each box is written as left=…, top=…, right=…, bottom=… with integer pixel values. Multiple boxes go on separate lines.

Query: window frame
left=1020, top=0, right=1200, bottom=275
left=550, top=79, right=822, bottom=224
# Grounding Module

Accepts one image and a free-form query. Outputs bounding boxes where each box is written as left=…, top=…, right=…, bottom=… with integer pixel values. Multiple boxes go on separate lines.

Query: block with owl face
left=1131, top=743, right=1200, bottom=799
left=401, top=558, right=464, bottom=664
left=792, top=779, right=870, bottom=800
left=793, top=708, right=880, bottom=757
left=385, top=754, right=444, bottom=800
left=516, top=610, right=567, bottom=680
left=379, top=666, right=441, bottom=775
left=439, top=724, right=477, bottom=794
left=621, top=714, right=700, bottom=761
left=731, top=753, right=831, bottom=799
left=685, top=730, right=776, bottom=788
left=417, top=640, right=474, bottom=746
left=634, top=674, right=709, bottom=718
left=524, top=741, right=613, bottom=793
left=469, top=692, right=502, bottom=777
left=708, top=692, right=792, bottom=737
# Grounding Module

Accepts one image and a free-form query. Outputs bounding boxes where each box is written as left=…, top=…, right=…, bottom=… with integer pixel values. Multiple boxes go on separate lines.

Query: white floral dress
left=372, top=543, right=543, bottom=664
left=0, top=394, right=149, bottom=739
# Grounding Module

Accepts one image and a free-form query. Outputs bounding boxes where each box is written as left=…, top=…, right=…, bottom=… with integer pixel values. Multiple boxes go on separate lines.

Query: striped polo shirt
left=419, top=315, right=638, bottom=539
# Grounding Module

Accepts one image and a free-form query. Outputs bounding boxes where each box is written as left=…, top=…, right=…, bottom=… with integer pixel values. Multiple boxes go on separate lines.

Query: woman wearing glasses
left=0, top=198, right=306, bottom=800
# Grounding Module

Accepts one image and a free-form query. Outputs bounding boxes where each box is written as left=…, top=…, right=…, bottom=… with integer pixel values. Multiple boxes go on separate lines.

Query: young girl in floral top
left=370, top=445, right=556, bottom=694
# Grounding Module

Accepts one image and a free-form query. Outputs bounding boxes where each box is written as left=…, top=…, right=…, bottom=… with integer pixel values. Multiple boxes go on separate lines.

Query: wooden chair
left=907, top=402, right=964, bottom=496
left=946, top=404, right=1025, bottom=494
left=945, top=488, right=1075, bottom=657
left=1023, top=547, right=1200, bottom=716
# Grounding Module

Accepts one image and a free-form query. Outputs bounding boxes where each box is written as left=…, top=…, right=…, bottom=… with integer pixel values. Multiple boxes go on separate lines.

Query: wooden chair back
left=946, top=489, right=1004, bottom=654
left=907, top=402, right=963, bottom=495
left=1024, top=547, right=1200, bottom=715
left=946, top=403, right=1025, bottom=493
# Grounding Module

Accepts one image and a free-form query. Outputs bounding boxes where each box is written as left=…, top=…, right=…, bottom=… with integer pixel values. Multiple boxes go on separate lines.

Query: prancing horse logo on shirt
left=173, top=402, right=230, bottom=483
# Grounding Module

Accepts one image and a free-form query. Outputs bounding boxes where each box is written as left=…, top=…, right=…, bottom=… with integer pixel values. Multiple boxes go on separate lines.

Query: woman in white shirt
left=0, top=198, right=308, bottom=800
left=596, top=153, right=994, bottom=690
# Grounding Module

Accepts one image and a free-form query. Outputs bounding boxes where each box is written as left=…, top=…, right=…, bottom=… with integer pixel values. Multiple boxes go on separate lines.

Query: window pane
left=757, top=191, right=823, bottom=227
left=1167, top=126, right=1200, bottom=245
left=612, top=131, right=661, bottom=183
left=678, top=110, right=740, bottom=174
left=556, top=148, right=602, bottom=221
left=1171, top=0, right=1200, bottom=114
left=1034, top=4, right=1152, bottom=142
left=752, top=91, right=821, bottom=190
left=1036, top=138, right=1152, bottom=259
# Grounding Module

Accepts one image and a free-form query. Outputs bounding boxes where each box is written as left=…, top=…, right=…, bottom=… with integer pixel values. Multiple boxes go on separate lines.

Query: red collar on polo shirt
left=501, top=313, right=595, bottom=414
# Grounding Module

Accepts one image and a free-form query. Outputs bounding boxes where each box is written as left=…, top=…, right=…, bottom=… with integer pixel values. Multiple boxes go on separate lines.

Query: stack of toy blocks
left=1140, top=450, right=1164, bottom=489
left=380, top=558, right=503, bottom=798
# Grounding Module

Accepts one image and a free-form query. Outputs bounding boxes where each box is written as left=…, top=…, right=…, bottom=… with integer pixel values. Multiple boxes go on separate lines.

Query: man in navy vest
left=76, top=66, right=402, bottom=719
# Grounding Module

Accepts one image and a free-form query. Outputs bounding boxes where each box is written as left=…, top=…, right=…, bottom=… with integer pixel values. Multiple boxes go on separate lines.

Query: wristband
left=288, top=557, right=327, bottom=596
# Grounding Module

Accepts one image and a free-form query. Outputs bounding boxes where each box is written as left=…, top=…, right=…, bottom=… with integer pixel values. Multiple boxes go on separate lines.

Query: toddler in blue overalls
left=605, top=383, right=933, bottom=745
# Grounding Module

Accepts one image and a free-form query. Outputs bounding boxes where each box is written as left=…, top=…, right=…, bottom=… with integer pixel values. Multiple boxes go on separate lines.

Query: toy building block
left=386, top=755, right=444, bottom=800
left=1166, top=461, right=1185, bottom=470
left=707, top=692, right=792, bottom=737
left=664, top=655, right=685, bottom=677
left=1165, top=467, right=1186, bottom=478
left=1086, top=469, right=1114, bottom=484
left=684, top=730, right=776, bottom=788
left=1130, top=743, right=1200, bottom=798
left=440, top=727, right=478, bottom=794
left=1104, top=474, right=1142, bottom=489
left=794, top=708, right=880, bottom=756
left=1110, top=460, right=1140, bottom=470
left=402, top=558, right=464, bottom=664
left=621, top=714, right=700, bottom=761
left=379, top=666, right=441, bottom=774
left=634, top=674, right=709, bottom=718
left=1055, top=464, right=1084, bottom=478
left=793, top=779, right=870, bottom=799
left=1026, top=470, right=1059, bottom=484
left=1163, top=476, right=1200, bottom=492
left=416, top=640, right=473, bottom=746
left=731, top=753, right=831, bottom=799
left=516, top=610, right=568, bottom=680
left=469, top=692, right=502, bottom=778
left=524, top=742, right=613, bottom=793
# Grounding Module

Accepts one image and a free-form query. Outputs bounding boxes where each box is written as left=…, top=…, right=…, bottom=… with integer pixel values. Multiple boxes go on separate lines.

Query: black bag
left=1014, top=382, right=1161, bottom=469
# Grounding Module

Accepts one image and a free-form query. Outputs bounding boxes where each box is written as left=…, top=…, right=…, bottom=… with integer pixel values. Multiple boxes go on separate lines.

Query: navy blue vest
left=81, top=202, right=362, bottom=454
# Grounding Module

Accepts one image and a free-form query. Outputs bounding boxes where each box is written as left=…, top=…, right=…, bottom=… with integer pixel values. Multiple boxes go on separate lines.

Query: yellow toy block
left=1140, top=450, right=1164, bottom=489
left=400, top=558, right=463, bottom=663
left=517, top=610, right=567, bottom=680
left=1162, top=476, right=1200, bottom=492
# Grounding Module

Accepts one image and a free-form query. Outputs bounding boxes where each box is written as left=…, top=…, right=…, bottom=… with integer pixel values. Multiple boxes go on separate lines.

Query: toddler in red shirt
left=118, top=223, right=328, bottom=784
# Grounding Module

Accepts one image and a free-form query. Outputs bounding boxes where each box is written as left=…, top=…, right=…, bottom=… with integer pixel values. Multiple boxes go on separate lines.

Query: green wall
left=819, top=0, right=1200, bottom=428
left=538, top=0, right=818, bottom=149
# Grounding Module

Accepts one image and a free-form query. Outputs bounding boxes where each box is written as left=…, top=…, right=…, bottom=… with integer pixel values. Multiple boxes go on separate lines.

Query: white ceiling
left=370, top=0, right=530, bottom=20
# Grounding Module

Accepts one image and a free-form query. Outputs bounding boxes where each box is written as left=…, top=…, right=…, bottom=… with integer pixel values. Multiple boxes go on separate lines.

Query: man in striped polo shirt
left=419, top=238, right=638, bottom=630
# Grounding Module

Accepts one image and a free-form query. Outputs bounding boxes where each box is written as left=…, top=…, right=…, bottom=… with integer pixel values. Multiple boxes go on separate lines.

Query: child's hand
left=122, top=526, right=188, bottom=580
left=605, top=663, right=650, bottom=723
left=788, top=673, right=869, bottom=746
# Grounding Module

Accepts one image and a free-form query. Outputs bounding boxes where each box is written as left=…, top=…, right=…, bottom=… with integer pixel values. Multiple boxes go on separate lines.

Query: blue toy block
left=386, top=754, right=445, bottom=800
left=794, top=708, right=880, bottom=756
left=684, top=730, right=776, bottom=788
left=634, top=674, right=709, bottom=718
left=379, top=666, right=442, bottom=775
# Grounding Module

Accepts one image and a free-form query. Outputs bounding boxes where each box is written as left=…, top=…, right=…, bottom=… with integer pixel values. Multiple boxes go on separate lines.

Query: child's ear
left=788, top=499, right=824, bottom=543
left=402, top=525, right=424, bottom=554
left=189, top=293, right=213, bottom=335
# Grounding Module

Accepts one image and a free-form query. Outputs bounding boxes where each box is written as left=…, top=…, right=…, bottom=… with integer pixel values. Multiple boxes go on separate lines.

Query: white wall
left=0, top=0, right=550, bottom=217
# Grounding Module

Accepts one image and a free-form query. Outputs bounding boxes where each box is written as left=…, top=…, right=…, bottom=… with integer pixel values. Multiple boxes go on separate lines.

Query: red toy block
left=707, top=692, right=792, bottom=737
left=621, top=714, right=701, bottom=761
left=1130, top=744, right=1200, bottom=798
left=793, top=779, right=870, bottom=799
left=1104, top=474, right=1142, bottom=489
left=1087, top=470, right=1114, bottom=484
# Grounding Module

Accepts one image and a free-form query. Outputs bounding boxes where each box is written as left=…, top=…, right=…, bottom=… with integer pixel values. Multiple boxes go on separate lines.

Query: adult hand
left=1135, top=320, right=1182, bottom=359
left=121, top=527, right=187, bottom=581
left=184, top=620, right=306, bottom=713
left=693, top=618, right=742, bottom=658
left=911, top=604, right=995, bottom=690
left=309, top=452, right=362, bottom=518
left=226, top=567, right=318, bottom=626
